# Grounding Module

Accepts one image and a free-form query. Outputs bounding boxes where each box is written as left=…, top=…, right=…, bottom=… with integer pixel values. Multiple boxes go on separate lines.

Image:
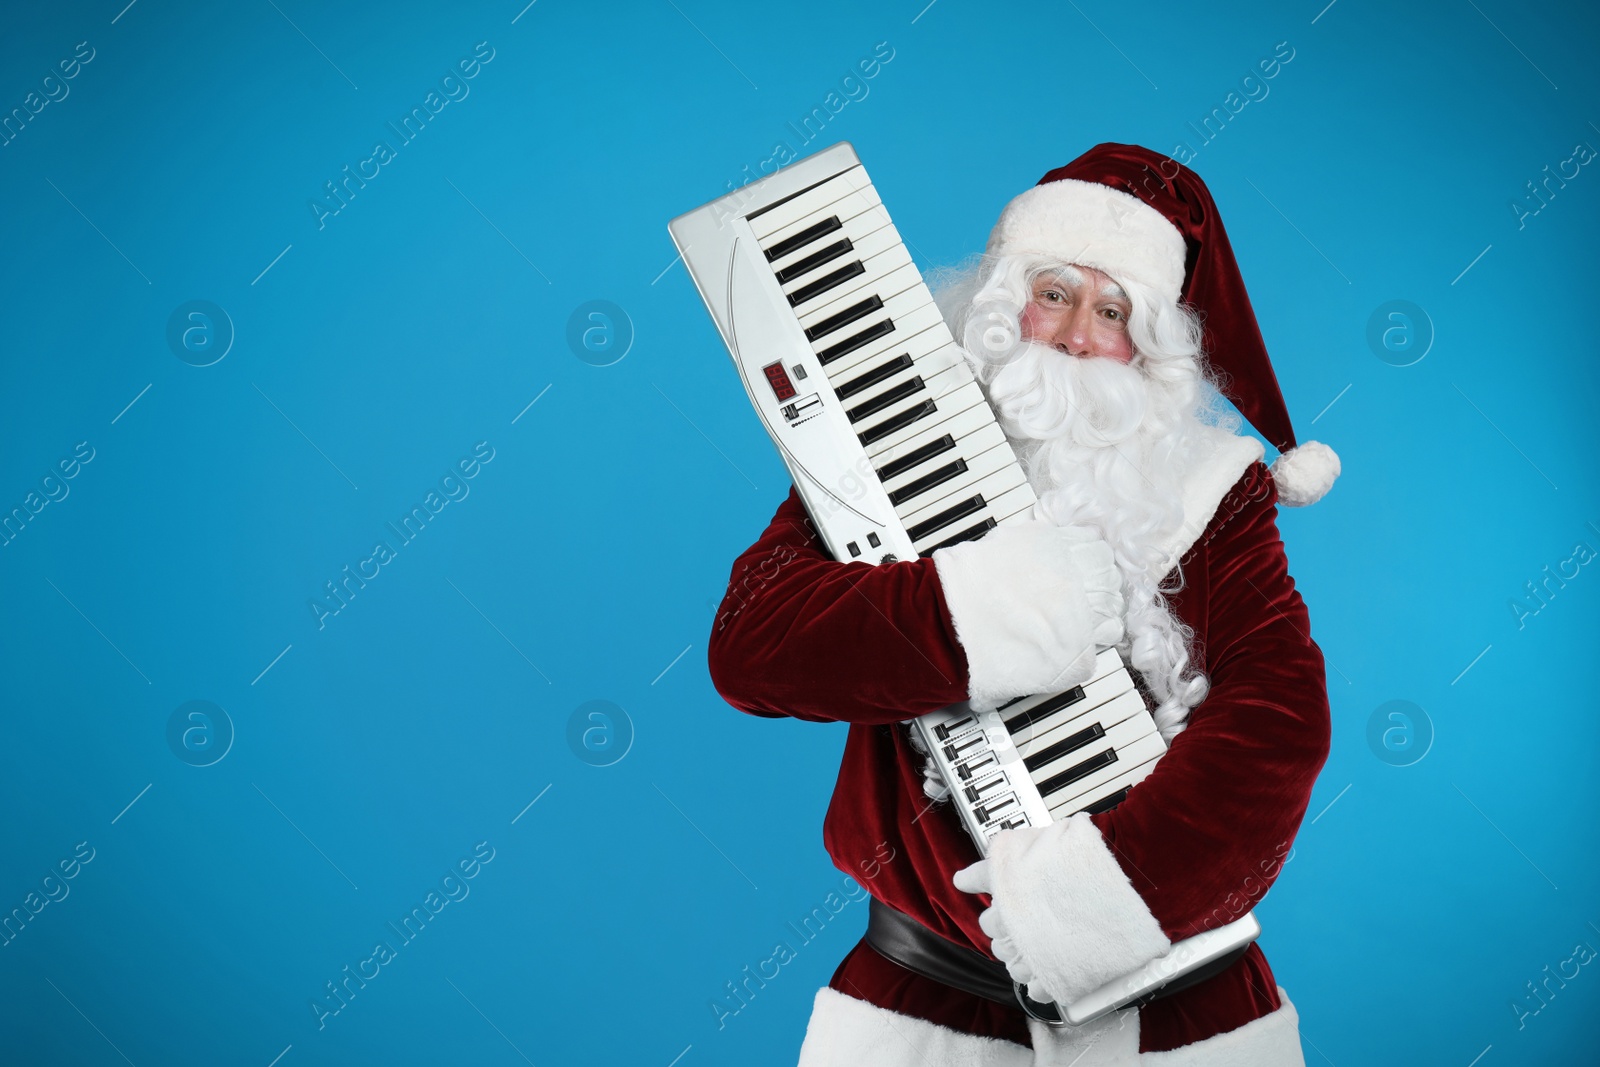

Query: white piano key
left=870, top=407, right=1007, bottom=477
left=761, top=194, right=891, bottom=261
left=852, top=361, right=975, bottom=446
left=1011, top=688, right=1149, bottom=761
left=747, top=167, right=876, bottom=240
left=876, top=421, right=1009, bottom=496
left=830, top=326, right=960, bottom=403
left=899, top=462, right=1028, bottom=537
left=1046, top=738, right=1166, bottom=818
left=779, top=226, right=908, bottom=306
left=798, top=261, right=923, bottom=335
left=768, top=206, right=897, bottom=280
left=998, top=663, right=1137, bottom=734
left=817, top=300, right=948, bottom=378
left=1052, top=754, right=1162, bottom=817
left=910, top=480, right=1039, bottom=556
left=886, top=438, right=1025, bottom=519
left=1032, top=720, right=1166, bottom=804
left=861, top=377, right=988, bottom=456
left=996, top=650, right=1125, bottom=719
left=837, top=344, right=964, bottom=418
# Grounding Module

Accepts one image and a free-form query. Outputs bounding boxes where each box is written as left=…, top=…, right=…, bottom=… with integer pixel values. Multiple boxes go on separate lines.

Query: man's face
left=1017, top=264, right=1134, bottom=364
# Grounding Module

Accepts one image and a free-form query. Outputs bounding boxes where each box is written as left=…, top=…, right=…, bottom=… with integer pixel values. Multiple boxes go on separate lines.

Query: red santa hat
left=984, top=143, right=1340, bottom=506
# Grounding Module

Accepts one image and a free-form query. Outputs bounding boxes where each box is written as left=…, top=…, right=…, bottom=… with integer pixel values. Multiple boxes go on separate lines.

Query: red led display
left=762, top=361, right=797, bottom=401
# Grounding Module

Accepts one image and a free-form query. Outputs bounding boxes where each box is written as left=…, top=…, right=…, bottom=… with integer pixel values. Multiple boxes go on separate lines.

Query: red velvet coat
left=706, top=460, right=1331, bottom=1054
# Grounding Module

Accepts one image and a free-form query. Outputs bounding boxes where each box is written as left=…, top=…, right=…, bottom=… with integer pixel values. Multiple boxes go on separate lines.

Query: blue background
left=2, top=1, right=1596, bottom=1064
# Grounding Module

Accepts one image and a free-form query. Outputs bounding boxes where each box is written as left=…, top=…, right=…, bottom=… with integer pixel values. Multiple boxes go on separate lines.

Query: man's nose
left=1052, top=303, right=1095, bottom=357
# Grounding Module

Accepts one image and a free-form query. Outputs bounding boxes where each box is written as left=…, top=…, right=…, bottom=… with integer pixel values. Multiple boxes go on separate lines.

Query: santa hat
left=984, top=143, right=1339, bottom=506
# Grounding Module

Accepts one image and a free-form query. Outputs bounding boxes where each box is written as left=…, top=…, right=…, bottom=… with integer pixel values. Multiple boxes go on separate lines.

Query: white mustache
left=983, top=342, right=1151, bottom=447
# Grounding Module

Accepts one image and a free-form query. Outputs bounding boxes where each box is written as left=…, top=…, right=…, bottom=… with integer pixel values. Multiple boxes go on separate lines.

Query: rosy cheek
left=1018, top=303, right=1046, bottom=341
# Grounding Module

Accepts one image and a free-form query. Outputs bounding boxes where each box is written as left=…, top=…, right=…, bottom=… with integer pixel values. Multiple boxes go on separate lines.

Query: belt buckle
left=1013, top=980, right=1069, bottom=1028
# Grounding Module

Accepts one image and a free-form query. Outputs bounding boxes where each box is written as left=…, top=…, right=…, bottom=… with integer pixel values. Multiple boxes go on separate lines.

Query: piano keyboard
left=670, top=147, right=1036, bottom=566
left=919, top=648, right=1167, bottom=849
left=670, top=141, right=1258, bottom=1024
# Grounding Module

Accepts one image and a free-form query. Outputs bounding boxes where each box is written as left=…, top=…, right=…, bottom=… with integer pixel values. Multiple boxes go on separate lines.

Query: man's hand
left=951, top=814, right=1171, bottom=1007
left=931, top=519, right=1125, bottom=712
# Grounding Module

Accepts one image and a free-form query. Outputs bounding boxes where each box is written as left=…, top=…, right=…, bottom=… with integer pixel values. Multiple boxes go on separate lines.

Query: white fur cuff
left=955, top=812, right=1170, bottom=1007
left=931, top=520, right=1124, bottom=713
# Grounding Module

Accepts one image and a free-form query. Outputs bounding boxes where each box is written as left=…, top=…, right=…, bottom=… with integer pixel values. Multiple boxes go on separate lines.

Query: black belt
left=864, top=897, right=1246, bottom=1026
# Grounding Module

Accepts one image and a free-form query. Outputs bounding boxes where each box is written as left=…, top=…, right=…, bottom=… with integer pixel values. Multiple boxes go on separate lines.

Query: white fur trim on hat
left=1268, top=441, right=1340, bottom=507
left=986, top=179, right=1187, bottom=306
left=1141, top=987, right=1306, bottom=1066
left=952, top=812, right=1171, bottom=1008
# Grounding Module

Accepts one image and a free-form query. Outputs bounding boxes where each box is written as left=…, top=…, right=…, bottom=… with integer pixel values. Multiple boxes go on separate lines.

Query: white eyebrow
left=1099, top=281, right=1129, bottom=303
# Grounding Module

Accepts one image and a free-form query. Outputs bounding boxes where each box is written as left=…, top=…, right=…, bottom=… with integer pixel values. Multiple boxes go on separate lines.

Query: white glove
left=904, top=722, right=952, bottom=803
left=931, top=519, right=1125, bottom=712
left=951, top=814, right=1171, bottom=1008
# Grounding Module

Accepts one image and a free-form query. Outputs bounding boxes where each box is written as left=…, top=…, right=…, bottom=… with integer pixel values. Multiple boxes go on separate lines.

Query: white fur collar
left=1148, top=423, right=1264, bottom=582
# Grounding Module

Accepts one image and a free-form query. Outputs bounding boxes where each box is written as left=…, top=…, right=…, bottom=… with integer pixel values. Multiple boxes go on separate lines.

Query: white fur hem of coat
left=792, top=985, right=1305, bottom=1066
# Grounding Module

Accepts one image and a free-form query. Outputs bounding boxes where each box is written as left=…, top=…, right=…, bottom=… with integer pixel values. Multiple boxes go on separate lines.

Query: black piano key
left=1083, top=787, right=1131, bottom=815
left=996, top=693, right=1031, bottom=712
left=887, top=459, right=968, bottom=506
left=905, top=494, right=987, bottom=544
left=875, top=433, right=955, bottom=483
left=858, top=399, right=937, bottom=446
left=804, top=295, right=883, bottom=342
left=773, top=238, right=853, bottom=284
left=847, top=377, right=924, bottom=423
left=1035, top=748, right=1118, bottom=799
left=836, top=353, right=914, bottom=400
left=788, top=261, right=867, bottom=307
left=1022, top=722, right=1106, bottom=774
left=1002, top=686, right=1088, bottom=734
left=764, top=216, right=843, bottom=261
left=916, top=518, right=999, bottom=557
left=817, top=318, right=895, bottom=364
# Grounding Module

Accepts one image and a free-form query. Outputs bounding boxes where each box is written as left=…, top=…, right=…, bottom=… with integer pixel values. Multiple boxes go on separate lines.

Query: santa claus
left=707, top=143, right=1339, bottom=1065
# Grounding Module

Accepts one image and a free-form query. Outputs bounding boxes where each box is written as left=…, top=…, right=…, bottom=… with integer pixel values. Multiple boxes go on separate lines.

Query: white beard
left=975, top=341, right=1213, bottom=737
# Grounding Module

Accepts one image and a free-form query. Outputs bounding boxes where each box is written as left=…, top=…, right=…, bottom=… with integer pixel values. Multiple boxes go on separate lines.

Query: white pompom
left=1270, top=440, right=1340, bottom=506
